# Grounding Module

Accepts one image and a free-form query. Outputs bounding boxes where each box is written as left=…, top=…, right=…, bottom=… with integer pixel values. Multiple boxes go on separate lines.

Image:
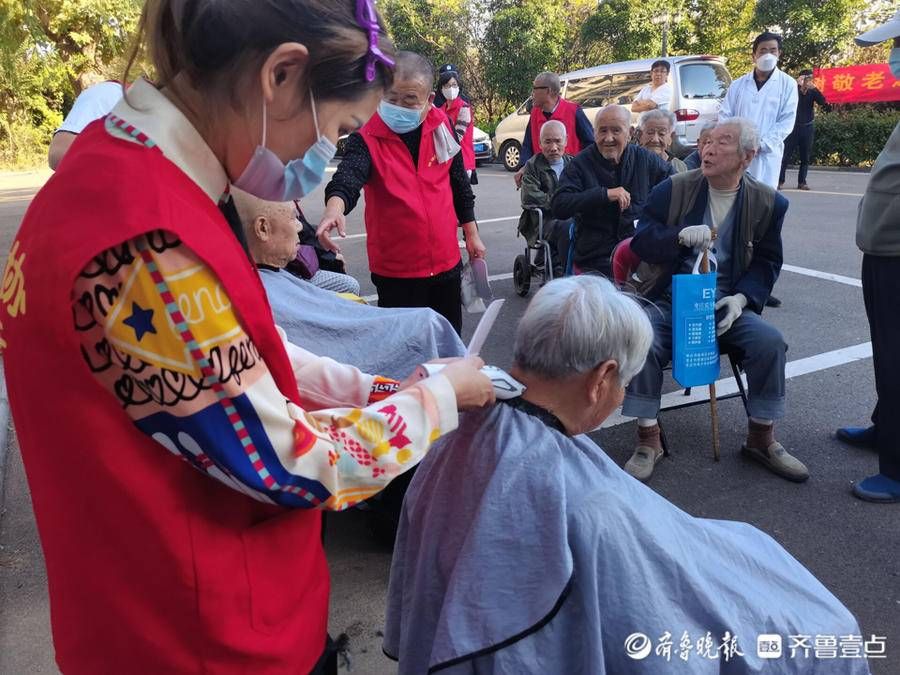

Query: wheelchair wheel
left=514, top=254, right=531, bottom=297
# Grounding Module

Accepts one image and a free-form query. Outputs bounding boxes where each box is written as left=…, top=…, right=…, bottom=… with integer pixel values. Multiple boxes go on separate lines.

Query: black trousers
left=780, top=123, right=815, bottom=186
left=371, top=268, right=463, bottom=335
left=862, top=254, right=900, bottom=481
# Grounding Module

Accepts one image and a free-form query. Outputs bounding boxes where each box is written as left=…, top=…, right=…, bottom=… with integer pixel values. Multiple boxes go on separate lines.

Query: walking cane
left=700, top=229, right=720, bottom=461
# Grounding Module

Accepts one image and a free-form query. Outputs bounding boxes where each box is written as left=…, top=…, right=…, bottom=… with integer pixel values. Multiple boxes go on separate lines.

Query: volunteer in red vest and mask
left=434, top=63, right=478, bottom=184
left=318, top=51, right=486, bottom=336
left=514, top=70, right=594, bottom=188
left=1, top=1, right=494, bottom=673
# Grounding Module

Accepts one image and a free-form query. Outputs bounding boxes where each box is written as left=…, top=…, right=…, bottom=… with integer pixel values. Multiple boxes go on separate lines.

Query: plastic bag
left=461, top=257, right=492, bottom=313
left=672, top=253, right=720, bottom=387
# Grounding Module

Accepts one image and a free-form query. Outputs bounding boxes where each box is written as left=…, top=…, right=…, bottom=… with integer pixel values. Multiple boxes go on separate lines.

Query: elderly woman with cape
left=384, top=276, right=867, bottom=674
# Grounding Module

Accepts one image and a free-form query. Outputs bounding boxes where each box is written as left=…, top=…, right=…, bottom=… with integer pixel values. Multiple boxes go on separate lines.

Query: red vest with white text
left=360, top=106, right=461, bottom=278
left=2, top=121, right=328, bottom=673
left=443, top=97, right=476, bottom=171
left=529, top=97, right=581, bottom=156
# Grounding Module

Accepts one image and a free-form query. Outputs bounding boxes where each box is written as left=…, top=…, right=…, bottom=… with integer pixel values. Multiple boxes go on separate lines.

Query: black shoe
left=765, top=295, right=782, bottom=308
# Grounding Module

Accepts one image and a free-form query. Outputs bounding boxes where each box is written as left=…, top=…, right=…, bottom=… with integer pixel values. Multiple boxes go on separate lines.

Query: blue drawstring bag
left=672, top=254, right=720, bottom=388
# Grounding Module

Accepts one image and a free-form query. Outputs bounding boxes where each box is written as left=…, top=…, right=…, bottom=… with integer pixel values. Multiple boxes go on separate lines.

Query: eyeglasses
left=356, top=0, right=395, bottom=82
left=532, top=86, right=550, bottom=92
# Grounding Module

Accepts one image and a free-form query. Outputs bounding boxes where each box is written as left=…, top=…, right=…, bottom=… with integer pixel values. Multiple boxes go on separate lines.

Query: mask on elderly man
left=234, top=91, right=336, bottom=202
left=756, top=53, right=778, bottom=73
left=890, top=48, right=900, bottom=79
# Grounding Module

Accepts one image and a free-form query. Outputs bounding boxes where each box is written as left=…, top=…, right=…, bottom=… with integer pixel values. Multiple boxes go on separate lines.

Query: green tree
left=753, top=0, right=867, bottom=70
left=581, top=0, right=694, bottom=63
left=482, top=1, right=566, bottom=106
left=0, top=0, right=140, bottom=167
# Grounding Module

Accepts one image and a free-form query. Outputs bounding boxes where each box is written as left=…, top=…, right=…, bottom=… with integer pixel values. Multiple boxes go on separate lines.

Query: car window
left=678, top=63, right=731, bottom=99
left=608, top=72, right=648, bottom=105
left=564, top=74, right=611, bottom=108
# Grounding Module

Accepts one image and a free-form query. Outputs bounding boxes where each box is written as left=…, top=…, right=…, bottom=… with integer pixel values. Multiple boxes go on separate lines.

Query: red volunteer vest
left=2, top=121, right=328, bottom=673
left=443, top=97, right=476, bottom=171
left=529, top=97, right=581, bottom=156
left=359, top=106, right=461, bottom=278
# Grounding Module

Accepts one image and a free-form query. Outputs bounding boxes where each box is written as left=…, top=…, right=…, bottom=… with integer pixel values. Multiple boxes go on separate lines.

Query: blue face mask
left=379, top=99, right=426, bottom=134
left=890, top=48, right=900, bottom=80
left=234, top=90, right=336, bottom=202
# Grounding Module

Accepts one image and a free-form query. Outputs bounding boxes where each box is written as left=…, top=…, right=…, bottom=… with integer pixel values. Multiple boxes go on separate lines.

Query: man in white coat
left=719, top=31, right=798, bottom=189
left=719, top=30, right=797, bottom=308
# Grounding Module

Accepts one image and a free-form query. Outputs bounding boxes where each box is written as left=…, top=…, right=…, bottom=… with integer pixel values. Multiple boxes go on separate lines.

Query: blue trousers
left=623, top=300, right=787, bottom=421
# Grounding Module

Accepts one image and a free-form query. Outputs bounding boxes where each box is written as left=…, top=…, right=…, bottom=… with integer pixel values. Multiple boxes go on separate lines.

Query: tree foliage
left=0, top=0, right=140, bottom=167
left=0, top=0, right=886, bottom=168
left=753, top=0, right=868, bottom=70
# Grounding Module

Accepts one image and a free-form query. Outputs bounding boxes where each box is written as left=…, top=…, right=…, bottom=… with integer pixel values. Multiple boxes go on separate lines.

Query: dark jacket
left=551, top=143, right=672, bottom=274
left=631, top=170, right=787, bottom=313
left=518, top=152, right=572, bottom=245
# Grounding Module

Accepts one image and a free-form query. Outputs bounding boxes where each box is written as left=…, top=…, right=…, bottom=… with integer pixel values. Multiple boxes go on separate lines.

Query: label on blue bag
left=672, top=272, right=720, bottom=387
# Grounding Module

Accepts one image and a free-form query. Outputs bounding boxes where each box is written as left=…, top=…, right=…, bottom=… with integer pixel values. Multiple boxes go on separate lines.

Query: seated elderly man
left=552, top=104, right=672, bottom=276
left=623, top=118, right=806, bottom=483
left=518, top=119, right=573, bottom=276
left=638, top=109, right=688, bottom=173
left=683, top=120, right=717, bottom=170
left=384, top=276, right=863, bottom=674
left=233, top=189, right=465, bottom=381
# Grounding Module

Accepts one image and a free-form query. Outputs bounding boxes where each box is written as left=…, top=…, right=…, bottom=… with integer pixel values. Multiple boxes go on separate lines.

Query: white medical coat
left=719, top=68, right=798, bottom=188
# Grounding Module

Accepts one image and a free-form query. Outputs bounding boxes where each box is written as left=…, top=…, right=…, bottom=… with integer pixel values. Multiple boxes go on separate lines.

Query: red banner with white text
left=812, top=64, right=900, bottom=104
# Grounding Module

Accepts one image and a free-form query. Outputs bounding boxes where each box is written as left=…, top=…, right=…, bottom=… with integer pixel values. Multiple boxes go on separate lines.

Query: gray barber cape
left=259, top=268, right=465, bottom=379
left=384, top=401, right=868, bottom=674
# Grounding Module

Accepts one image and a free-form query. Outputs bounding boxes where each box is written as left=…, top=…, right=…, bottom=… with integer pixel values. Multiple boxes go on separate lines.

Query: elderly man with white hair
left=518, top=119, right=574, bottom=275
left=623, top=118, right=806, bottom=484
left=383, top=275, right=864, bottom=675
left=638, top=109, right=688, bottom=173
left=552, top=104, right=672, bottom=276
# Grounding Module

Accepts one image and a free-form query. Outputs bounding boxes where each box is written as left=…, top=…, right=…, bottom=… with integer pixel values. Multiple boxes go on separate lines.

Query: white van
left=492, top=55, right=731, bottom=171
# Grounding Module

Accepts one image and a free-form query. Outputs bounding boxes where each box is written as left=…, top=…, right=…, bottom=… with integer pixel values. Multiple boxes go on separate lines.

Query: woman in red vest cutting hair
left=1, top=0, right=493, bottom=673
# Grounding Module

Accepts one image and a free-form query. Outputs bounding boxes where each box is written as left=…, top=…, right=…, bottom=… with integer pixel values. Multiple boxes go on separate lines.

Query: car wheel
left=501, top=141, right=521, bottom=172
left=513, top=254, right=531, bottom=297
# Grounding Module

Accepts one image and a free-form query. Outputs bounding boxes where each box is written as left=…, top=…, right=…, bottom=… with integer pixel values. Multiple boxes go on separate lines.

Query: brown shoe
left=797, top=183, right=810, bottom=191
left=777, top=182, right=784, bottom=190
left=741, top=441, right=809, bottom=482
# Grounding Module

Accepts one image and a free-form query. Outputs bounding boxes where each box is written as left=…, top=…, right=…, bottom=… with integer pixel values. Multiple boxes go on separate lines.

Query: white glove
left=715, top=293, right=747, bottom=336
left=678, top=225, right=712, bottom=249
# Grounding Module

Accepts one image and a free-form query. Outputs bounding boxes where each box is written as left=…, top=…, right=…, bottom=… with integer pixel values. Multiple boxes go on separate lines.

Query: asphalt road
left=0, top=162, right=897, bottom=674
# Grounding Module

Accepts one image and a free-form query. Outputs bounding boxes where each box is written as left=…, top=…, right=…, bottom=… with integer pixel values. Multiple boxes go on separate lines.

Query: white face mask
left=442, top=85, right=460, bottom=101
left=756, top=53, right=778, bottom=73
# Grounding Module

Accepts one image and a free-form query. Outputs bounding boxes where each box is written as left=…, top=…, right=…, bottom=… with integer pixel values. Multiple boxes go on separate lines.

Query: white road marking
left=782, top=189, right=863, bottom=197
left=781, top=264, right=862, bottom=288
left=598, top=341, right=873, bottom=430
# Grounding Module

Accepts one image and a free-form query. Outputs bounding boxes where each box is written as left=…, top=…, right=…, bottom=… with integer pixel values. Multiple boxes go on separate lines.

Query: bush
left=0, top=112, right=54, bottom=170
left=811, top=105, right=899, bottom=167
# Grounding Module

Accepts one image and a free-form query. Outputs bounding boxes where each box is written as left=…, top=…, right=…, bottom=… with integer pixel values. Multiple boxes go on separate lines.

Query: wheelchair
left=513, top=208, right=572, bottom=297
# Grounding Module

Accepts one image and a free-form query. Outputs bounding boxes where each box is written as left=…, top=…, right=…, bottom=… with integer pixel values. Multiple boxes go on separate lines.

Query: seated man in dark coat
left=623, top=118, right=807, bottom=485
left=551, top=104, right=672, bottom=276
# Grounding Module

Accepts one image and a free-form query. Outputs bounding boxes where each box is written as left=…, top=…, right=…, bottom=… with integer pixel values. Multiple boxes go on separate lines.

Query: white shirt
left=719, top=68, right=798, bottom=188
left=56, top=81, right=123, bottom=135
left=634, top=82, right=673, bottom=111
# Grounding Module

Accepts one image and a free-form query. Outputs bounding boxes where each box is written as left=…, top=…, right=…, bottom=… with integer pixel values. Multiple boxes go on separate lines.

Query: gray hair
left=594, top=104, right=631, bottom=130
left=395, top=51, right=434, bottom=86
left=534, top=71, right=561, bottom=95
left=698, top=119, right=717, bottom=136
left=539, top=119, right=567, bottom=141
left=639, top=108, right=676, bottom=131
left=716, top=117, right=759, bottom=154
left=513, top=276, right=653, bottom=386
